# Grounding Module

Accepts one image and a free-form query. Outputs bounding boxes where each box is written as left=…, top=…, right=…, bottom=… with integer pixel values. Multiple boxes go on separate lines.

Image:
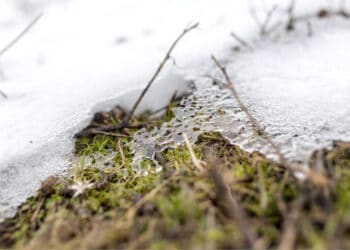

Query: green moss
left=1, top=106, right=350, bottom=249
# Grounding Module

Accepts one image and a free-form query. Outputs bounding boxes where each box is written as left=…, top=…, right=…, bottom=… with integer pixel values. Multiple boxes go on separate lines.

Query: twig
left=211, top=55, right=287, bottom=164
left=257, top=162, right=268, bottom=210
left=248, top=2, right=263, bottom=31
left=230, top=32, right=253, bottom=50
left=307, top=21, right=313, bottom=37
left=0, top=13, right=43, bottom=57
left=0, top=89, right=7, bottom=99
left=121, top=22, right=199, bottom=128
left=247, top=2, right=277, bottom=36
left=286, top=0, right=296, bottom=30
left=207, top=155, right=260, bottom=249
left=117, top=139, right=127, bottom=168
left=30, top=197, right=44, bottom=228
left=78, top=129, right=128, bottom=138
left=261, top=5, right=278, bottom=36
left=278, top=197, right=305, bottom=250
left=210, top=55, right=329, bottom=187
left=182, top=133, right=206, bottom=172
left=124, top=171, right=179, bottom=225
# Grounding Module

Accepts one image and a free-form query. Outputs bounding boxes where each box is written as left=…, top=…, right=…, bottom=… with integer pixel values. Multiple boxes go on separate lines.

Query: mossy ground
left=1, top=102, right=350, bottom=249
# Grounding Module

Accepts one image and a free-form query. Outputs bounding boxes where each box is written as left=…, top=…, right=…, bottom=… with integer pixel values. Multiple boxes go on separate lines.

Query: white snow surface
left=0, top=0, right=349, bottom=219
left=225, top=18, right=350, bottom=162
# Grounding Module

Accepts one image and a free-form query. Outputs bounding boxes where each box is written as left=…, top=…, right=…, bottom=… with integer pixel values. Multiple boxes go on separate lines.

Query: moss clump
left=1, top=105, right=350, bottom=249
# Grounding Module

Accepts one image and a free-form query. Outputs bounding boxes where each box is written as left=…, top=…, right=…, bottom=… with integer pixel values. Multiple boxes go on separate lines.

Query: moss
left=1, top=103, right=350, bottom=249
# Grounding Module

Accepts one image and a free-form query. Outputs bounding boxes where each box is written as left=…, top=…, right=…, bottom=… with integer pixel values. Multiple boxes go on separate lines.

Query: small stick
left=278, top=197, right=305, bottom=250
left=182, top=133, right=206, bottom=172
left=117, top=139, right=127, bottom=168
left=0, top=13, right=43, bottom=57
left=124, top=171, right=179, bottom=225
left=230, top=32, right=253, bottom=50
left=211, top=55, right=287, bottom=165
left=286, top=0, right=296, bottom=30
left=307, top=21, right=313, bottom=37
left=121, top=23, right=199, bottom=128
left=247, top=2, right=277, bottom=36
left=210, top=55, right=329, bottom=187
left=260, top=5, right=278, bottom=36
left=207, top=155, right=260, bottom=249
left=0, top=89, right=7, bottom=99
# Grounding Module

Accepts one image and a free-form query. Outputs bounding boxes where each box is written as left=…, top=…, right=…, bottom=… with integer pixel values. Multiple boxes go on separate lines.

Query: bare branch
left=286, top=0, right=296, bottom=30
left=207, top=155, right=260, bottom=249
left=247, top=2, right=278, bottom=36
left=307, top=21, right=313, bottom=37
left=0, top=89, right=7, bottom=99
left=210, top=55, right=329, bottom=187
left=0, top=13, right=43, bottom=57
left=182, top=133, right=206, bottom=172
left=121, top=22, right=199, bottom=128
left=230, top=32, right=254, bottom=50
left=210, top=55, right=287, bottom=163
left=260, top=5, right=278, bottom=36
left=278, top=197, right=305, bottom=250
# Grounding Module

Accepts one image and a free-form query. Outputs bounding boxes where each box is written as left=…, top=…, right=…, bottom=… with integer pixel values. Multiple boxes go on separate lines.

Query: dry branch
left=120, top=23, right=199, bottom=128
left=0, top=13, right=43, bottom=100
left=0, top=13, right=43, bottom=57
left=0, top=89, right=7, bottom=99
left=261, top=5, right=278, bottom=35
left=248, top=2, right=278, bottom=36
left=183, top=133, right=206, bottom=172
left=210, top=55, right=329, bottom=187
left=278, top=197, right=305, bottom=250
left=207, top=155, right=260, bottom=249
left=286, top=0, right=296, bottom=30
left=230, top=32, right=253, bottom=50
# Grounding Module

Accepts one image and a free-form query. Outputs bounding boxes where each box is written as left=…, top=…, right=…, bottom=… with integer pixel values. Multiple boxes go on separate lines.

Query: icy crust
left=131, top=78, right=271, bottom=169
left=131, top=17, right=350, bottom=167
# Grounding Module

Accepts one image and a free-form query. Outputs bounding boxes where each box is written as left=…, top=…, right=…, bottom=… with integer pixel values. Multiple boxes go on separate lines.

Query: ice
left=0, top=0, right=349, bottom=219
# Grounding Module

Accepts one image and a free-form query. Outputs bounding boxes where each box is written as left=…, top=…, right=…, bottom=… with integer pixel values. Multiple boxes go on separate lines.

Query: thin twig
left=121, top=22, right=199, bottom=128
left=286, top=0, right=296, bottom=30
left=117, top=139, right=127, bottom=168
left=0, top=89, right=7, bottom=99
left=248, top=2, right=263, bottom=30
left=278, top=197, right=305, bottom=250
left=257, top=162, right=268, bottom=210
left=230, top=32, right=254, bottom=50
left=182, top=133, right=206, bottom=172
left=247, top=2, right=277, bottom=36
left=260, top=5, right=278, bottom=36
left=307, top=21, right=313, bottom=37
left=210, top=55, right=329, bottom=187
left=207, top=155, right=260, bottom=249
left=124, top=171, right=179, bottom=225
left=211, top=55, right=287, bottom=165
left=0, top=13, right=43, bottom=57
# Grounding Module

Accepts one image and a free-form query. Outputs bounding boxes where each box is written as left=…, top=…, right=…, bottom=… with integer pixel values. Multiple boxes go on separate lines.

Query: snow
left=0, top=0, right=349, bottom=219
left=223, top=16, right=350, bottom=162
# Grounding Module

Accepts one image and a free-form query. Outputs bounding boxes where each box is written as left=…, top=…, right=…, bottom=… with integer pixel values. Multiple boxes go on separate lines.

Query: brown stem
left=0, top=13, right=43, bottom=57
left=210, top=55, right=329, bottom=187
left=121, top=22, right=199, bottom=128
